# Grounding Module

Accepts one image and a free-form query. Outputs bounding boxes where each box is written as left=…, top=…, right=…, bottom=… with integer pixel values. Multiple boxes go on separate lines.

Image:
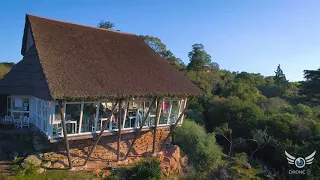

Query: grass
left=3, top=170, right=96, bottom=180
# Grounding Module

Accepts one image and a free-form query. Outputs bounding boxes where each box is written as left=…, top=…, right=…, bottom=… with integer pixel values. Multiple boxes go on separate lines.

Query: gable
left=0, top=46, right=51, bottom=101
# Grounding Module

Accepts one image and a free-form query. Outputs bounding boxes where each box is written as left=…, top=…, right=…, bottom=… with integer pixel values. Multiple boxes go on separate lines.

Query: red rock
left=102, top=171, right=111, bottom=178
left=94, top=168, right=101, bottom=175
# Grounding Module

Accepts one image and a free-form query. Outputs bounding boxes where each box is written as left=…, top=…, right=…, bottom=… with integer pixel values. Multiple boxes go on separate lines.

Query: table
left=99, top=118, right=110, bottom=130
left=127, top=116, right=136, bottom=128
left=53, top=120, right=77, bottom=133
left=66, top=120, right=77, bottom=133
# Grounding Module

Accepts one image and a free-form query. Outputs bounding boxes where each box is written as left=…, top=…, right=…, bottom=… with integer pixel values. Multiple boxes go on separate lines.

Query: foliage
left=185, top=109, right=205, bottom=125
left=124, top=158, right=162, bottom=180
left=299, top=68, right=320, bottom=103
left=0, top=62, right=14, bottom=79
left=11, top=163, right=38, bottom=176
left=174, top=120, right=222, bottom=171
left=98, top=20, right=115, bottom=30
left=187, top=44, right=218, bottom=71
left=186, top=70, right=220, bottom=96
left=248, top=129, right=276, bottom=159
left=8, top=170, right=95, bottom=180
left=234, top=152, right=248, bottom=164
left=139, top=35, right=186, bottom=70
left=274, top=64, right=288, bottom=86
left=214, top=123, right=233, bottom=155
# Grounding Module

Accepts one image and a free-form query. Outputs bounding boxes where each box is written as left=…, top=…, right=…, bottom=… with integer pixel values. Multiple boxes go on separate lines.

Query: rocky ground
left=3, top=144, right=184, bottom=179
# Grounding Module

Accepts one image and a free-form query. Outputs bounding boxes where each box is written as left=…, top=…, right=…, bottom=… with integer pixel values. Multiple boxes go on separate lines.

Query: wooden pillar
left=152, top=99, right=162, bottom=154
left=117, top=99, right=123, bottom=162
left=58, top=101, right=73, bottom=169
left=78, top=101, right=84, bottom=134
left=83, top=100, right=118, bottom=166
left=124, top=98, right=156, bottom=160
left=159, top=98, right=192, bottom=152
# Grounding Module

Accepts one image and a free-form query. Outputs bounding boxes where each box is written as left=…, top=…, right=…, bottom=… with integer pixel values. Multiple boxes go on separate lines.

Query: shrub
left=11, top=162, right=38, bottom=176
left=174, top=119, right=222, bottom=171
left=11, top=165, right=24, bottom=176
left=235, top=152, right=248, bottom=164
left=105, top=174, right=121, bottom=180
left=126, top=158, right=161, bottom=180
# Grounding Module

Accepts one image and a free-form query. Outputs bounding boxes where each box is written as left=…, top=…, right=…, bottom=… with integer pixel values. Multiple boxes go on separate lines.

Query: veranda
left=7, top=95, right=187, bottom=140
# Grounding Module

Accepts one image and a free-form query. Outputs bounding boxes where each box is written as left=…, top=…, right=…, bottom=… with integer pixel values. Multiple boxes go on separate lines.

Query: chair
left=15, top=116, right=23, bottom=129
left=21, top=116, right=30, bottom=128
left=5, top=115, right=13, bottom=123
left=53, top=123, right=62, bottom=136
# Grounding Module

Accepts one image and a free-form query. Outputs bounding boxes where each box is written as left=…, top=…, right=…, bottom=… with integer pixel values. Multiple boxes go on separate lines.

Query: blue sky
left=1, top=0, right=319, bottom=81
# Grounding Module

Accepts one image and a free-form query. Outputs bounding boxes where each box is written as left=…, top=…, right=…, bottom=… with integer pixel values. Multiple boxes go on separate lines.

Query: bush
left=126, top=158, right=161, bottom=180
left=11, top=162, right=38, bottom=176
left=105, top=174, right=121, bottom=180
left=235, top=152, right=248, bottom=164
left=11, top=165, right=24, bottom=176
left=174, top=119, right=222, bottom=171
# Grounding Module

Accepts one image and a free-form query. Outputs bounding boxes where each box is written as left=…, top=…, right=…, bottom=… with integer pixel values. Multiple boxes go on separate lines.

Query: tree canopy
left=97, top=20, right=115, bottom=30
left=299, top=68, right=320, bottom=103
left=187, top=44, right=218, bottom=71
left=139, top=35, right=186, bottom=70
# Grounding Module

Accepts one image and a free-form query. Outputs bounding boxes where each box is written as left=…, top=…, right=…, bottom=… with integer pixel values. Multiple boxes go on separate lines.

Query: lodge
left=0, top=14, right=202, bottom=167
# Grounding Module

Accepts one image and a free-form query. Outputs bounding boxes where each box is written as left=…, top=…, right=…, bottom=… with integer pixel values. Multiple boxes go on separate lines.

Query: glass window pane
left=82, top=103, right=96, bottom=133
left=65, top=104, right=81, bottom=134
left=169, top=101, right=180, bottom=124
left=159, top=101, right=170, bottom=125
left=37, top=100, right=41, bottom=115
left=124, top=102, right=136, bottom=128
left=7, top=97, right=11, bottom=111
left=12, top=97, right=29, bottom=111
left=12, top=112, right=23, bottom=120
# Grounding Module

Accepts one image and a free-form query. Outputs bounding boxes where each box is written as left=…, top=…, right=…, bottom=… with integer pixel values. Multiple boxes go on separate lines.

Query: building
left=0, top=14, right=202, bottom=145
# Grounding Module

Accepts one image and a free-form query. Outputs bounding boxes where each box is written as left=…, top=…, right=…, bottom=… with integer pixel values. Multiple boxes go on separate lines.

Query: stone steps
left=0, top=161, right=13, bottom=176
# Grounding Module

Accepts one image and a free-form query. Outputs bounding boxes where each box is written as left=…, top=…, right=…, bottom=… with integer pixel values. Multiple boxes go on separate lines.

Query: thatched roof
left=0, top=14, right=202, bottom=100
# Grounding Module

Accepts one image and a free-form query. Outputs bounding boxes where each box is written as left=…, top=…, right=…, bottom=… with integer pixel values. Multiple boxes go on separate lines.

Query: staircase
left=0, top=161, right=12, bottom=176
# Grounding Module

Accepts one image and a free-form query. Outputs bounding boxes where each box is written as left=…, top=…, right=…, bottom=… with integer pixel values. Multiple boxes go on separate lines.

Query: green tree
left=139, top=35, right=166, bottom=57
left=139, top=35, right=186, bottom=70
left=174, top=120, right=222, bottom=171
left=187, top=44, right=217, bottom=70
left=248, top=129, right=275, bottom=159
left=214, top=123, right=233, bottom=155
left=97, top=20, right=115, bottom=29
left=162, top=50, right=186, bottom=70
left=274, top=64, right=288, bottom=86
left=299, top=68, right=320, bottom=103
left=186, top=70, right=220, bottom=96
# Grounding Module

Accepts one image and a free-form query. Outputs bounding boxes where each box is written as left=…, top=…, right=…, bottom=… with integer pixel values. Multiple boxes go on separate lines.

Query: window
left=7, top=96, right=30, bottom=119
left=82, top=103, right=96, bottom=133
left=159, top=101, right=171, bottom=125
left=65, top=103, right=81, bottom=134
left=169, top=101, right=180, bottom=124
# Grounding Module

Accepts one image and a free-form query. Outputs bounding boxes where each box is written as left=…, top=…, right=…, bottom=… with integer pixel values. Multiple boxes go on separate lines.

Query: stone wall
left=51, top=128, right=171, bottom=158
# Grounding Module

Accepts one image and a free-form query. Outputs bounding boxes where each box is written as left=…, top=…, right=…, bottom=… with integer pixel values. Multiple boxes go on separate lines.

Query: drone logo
left=285, top=151, right=316, bottom=168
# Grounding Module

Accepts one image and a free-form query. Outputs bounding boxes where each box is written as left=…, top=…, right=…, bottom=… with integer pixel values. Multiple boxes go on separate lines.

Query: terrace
left=2, top=96, right=186, bottom=141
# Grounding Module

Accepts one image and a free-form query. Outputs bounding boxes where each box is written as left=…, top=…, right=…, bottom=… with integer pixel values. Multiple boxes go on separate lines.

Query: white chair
left=15, top=116, right=23, bottom=129
left=5, top=115, right=13, bottom=123
left=21, top=116, right=29, bottom=128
